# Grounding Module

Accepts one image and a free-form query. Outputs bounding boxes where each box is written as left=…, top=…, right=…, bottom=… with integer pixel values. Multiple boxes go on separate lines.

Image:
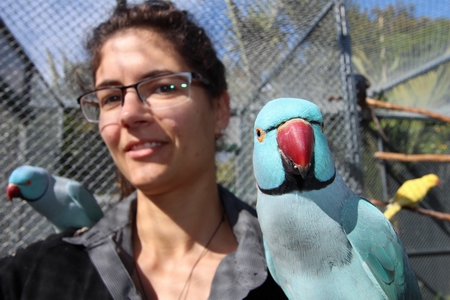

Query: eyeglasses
left=77, top=72, right=211, bottom=123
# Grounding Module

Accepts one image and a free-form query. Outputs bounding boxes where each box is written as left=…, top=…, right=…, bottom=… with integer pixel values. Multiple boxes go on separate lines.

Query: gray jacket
left=0, top=186, right=286, bottom=299
left=64, top=185, right=286, bottom=299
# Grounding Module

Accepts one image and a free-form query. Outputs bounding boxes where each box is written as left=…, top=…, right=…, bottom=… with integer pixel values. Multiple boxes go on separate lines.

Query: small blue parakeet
left=253, top=98, right=422, bottom=299
left=6, top=165, right=103, bottom=232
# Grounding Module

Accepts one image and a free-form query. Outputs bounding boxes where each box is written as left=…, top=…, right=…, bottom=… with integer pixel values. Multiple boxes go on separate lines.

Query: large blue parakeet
left=6, top=165, right=104, bottom=232
left=253, top=98, right=422, bottom=300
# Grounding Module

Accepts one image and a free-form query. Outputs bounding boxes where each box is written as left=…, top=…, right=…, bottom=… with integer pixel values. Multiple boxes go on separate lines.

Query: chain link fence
left=360, top=117, right=450, bottom=299
left=348, top=1, right=450, bottom=298
left=1, top=0, right=449, bottom=298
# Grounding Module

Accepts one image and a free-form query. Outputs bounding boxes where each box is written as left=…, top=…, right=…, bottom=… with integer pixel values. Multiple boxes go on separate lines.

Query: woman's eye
left=100, top=94, right=122, bottom=107
left=155, top=84, right=177, bottom=94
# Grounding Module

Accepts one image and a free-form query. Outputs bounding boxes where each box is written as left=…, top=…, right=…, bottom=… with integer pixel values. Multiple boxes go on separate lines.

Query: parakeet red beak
left=6, top=183, right=21, bottom=201
left=277, top=118, right=314, bottom=179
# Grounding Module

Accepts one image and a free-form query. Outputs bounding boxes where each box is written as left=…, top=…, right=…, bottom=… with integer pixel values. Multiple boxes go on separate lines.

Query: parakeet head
left=422, top=174, right=440, bottom=188
left=6, top=165, right=50, bottom=202
left=253, top=98, right=335, bottom=194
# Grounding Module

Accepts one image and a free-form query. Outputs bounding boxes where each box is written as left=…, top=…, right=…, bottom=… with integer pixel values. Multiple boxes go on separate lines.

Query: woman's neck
left=134, top=180, right=225, bottom=257
left=131, top=181, right=238, bottom=300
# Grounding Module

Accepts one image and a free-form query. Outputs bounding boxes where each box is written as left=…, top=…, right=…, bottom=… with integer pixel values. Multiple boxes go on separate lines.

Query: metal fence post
left=334, top=0, right=364, bottom=195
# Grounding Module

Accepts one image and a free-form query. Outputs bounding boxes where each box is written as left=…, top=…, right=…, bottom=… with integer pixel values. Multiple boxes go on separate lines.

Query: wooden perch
left=366, top=98, right=450, bottom=123
left=370, top=199, right=450, bottom=222
left=374, top=152, right=450, bottom=162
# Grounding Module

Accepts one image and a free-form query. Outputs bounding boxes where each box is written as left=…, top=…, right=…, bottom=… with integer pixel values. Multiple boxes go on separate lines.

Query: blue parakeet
left=253, top=98, right=422, bottom=300
left=6, top=165, right=103, bottom=232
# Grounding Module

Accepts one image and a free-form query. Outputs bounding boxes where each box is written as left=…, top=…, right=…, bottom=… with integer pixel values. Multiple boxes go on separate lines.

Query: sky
left=0, top=0, right=449, bottom=86
left=0, top=0, right=220, bottom=84
left=0, top=0, right=118, bottom=83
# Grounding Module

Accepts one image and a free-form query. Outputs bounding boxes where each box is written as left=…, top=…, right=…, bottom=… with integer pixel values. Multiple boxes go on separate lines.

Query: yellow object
left=384, top=174, right=440, bottom=220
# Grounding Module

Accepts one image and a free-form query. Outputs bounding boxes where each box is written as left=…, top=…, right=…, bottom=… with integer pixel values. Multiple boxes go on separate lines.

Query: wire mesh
left=361, top=117, right=450, bottom=298
left=0, top=0, right=449, bottom=298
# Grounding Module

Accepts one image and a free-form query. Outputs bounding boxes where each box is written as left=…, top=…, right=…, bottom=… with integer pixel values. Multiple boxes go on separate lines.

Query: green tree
left=347, top=2, right=450, bottom=107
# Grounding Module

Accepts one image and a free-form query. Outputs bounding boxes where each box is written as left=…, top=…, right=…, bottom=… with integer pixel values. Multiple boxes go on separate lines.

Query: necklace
left=178, top=210, right=225, bottom=300
left=134, top=210, right=226, bottom=300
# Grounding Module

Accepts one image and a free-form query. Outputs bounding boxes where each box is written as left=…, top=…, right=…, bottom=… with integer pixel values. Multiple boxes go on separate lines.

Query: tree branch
left=366, top=98, right=450, bottom=123
left=370, top=199, right=450, bottom=222
left=374, top=152, right=450, bottom=162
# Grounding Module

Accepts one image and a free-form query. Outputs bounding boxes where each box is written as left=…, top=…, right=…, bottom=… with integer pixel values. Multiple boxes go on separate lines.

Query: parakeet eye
left=24, top=180, right=32, bottom=186
left=256, top=127, right=265, bottom=142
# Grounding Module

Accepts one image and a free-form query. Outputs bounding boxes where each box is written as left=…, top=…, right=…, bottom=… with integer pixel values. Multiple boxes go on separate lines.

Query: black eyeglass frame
left=77, top=71, right=212, bottom=122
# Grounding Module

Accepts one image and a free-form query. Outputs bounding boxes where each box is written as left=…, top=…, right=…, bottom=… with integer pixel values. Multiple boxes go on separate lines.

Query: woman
left=0, top=1, right=286, bottom=299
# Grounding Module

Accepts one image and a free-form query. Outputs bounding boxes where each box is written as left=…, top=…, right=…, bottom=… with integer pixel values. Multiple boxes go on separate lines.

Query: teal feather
left=253, top=130, right=284, bottom=189
left=311, top=125, right=335, bottom=182
left=7, top=165, right=103, bottom=232
left=253, top=98, right=422, bottom=299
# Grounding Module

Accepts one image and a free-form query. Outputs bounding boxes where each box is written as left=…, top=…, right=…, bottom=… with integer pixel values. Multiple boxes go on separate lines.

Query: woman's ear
left=214, top=90, right=230, bottom=136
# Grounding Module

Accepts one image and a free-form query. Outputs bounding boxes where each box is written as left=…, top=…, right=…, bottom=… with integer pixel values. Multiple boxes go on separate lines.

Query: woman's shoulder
left=0, top=229, right=87, bottom=283
left=218, top=184, right=256, bottom=216
left=1, top=229, right=80, bottom=262
left=0, top=230, right=111, bottom=299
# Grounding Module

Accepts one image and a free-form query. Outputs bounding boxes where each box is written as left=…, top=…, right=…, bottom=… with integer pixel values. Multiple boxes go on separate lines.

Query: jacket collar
left=64, top=185, right=267, bottom=299
left=64, top=191, right=136, bottom=248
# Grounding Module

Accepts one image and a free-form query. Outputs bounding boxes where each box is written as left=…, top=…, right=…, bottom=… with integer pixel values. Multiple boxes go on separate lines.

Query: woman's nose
left=119, top=90, right=153, bottom=127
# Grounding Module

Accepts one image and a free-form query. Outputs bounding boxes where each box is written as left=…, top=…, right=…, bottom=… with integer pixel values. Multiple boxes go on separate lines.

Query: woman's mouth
left=126, top=141, right=165, bottom=159
left=130, top=142, right=163, bottom=151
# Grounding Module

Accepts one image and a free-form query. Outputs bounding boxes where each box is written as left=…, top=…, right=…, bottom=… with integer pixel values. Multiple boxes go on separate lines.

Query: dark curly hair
left=86, top=0, right=227, bottom=98
left=85, top=0, right=228, bottom=199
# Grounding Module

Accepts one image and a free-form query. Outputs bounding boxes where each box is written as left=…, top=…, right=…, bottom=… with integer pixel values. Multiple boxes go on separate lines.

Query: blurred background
left=1, top=0, right=449, bottom=298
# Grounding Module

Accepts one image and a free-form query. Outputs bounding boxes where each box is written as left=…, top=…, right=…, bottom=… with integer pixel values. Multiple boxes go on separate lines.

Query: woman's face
left=95, top=29, right=229, bottom=196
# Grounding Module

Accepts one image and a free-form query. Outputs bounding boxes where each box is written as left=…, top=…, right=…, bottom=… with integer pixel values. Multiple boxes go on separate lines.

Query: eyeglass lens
left=80, top=73, right=192, bottom=122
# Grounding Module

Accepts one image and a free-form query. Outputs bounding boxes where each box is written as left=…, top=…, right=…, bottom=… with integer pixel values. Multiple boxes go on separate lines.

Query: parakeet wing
left=65, top=180, right=103, bottom=222
left=341, top=196, right=421, bottom=299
